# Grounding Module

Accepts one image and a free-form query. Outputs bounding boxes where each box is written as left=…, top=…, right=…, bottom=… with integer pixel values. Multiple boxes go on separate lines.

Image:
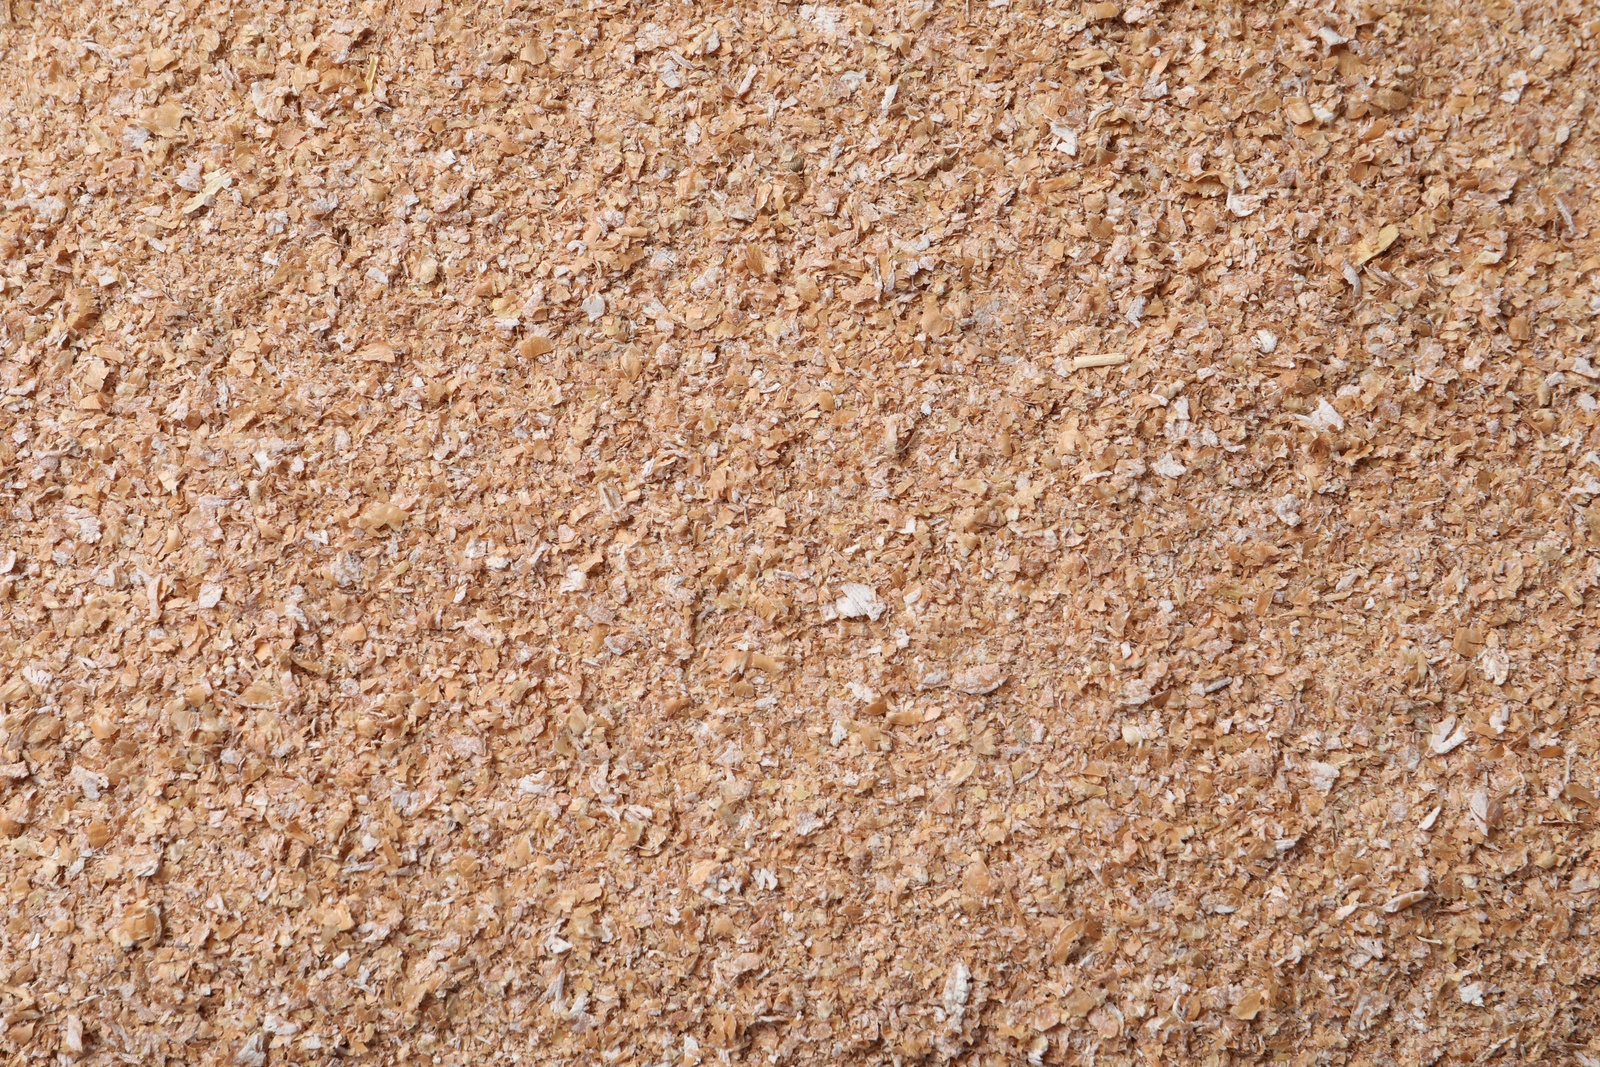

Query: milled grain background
left=2, top=0, right=1599, bottom=1063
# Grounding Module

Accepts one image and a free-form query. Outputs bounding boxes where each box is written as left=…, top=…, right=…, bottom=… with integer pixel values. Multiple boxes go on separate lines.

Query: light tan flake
left=1230, top=989, right=1266, bottom=1021
left=1349, top=224, right=1401, bottom=267
left=1384, top=890, right=1429, bottom=913
left=1071, top=353, right=1127, bottom=370
left=951, top=664, right=1007, bottom=695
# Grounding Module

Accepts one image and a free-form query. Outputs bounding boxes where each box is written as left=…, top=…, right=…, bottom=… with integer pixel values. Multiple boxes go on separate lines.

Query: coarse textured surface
left=3, top=0, right=1600, bottom=1064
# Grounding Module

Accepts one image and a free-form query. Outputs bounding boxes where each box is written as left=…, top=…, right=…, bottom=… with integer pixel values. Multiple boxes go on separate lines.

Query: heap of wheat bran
left=2, top=0, right=1599, bottom=1063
